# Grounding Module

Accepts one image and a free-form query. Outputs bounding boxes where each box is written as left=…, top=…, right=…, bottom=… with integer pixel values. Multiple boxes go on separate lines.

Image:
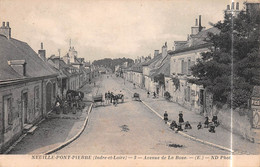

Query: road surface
left=56, top=75, right=228, bottom=154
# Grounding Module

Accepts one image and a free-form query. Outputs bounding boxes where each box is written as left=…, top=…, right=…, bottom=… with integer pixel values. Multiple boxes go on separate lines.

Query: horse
left=66, top=90, right=84, bottom=101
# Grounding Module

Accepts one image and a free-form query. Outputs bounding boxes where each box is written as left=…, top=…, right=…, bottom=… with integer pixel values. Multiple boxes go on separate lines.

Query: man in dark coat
left=164, top=111, right=168, bottom=124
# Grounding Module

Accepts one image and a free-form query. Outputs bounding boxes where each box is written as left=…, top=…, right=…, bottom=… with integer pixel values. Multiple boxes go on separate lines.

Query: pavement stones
left=8, top=78, right=100, bottom=154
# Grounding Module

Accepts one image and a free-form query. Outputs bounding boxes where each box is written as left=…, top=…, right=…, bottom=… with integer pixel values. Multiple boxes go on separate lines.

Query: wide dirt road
left=56, top=75, right=227, bottom=154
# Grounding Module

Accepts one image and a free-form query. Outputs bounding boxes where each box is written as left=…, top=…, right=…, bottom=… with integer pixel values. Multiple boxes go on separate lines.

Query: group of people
left=147, top=91, right=158, bottom=98
left=53, top=93, right=85, bottom=115
left=163, top=111, right=190, bottom=132
left=163, top=110, right=219, bottom=133
left=105, top=91, right=124, bottom=106
left=105, top=91, right=116, bottom=105
left=197, top=115, right=219, bottom=133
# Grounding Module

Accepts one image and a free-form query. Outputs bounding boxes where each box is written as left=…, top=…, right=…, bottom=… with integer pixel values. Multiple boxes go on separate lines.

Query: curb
left=44, top=103, right=93, bottom=155
left=125, top=86, right=234, bottom=153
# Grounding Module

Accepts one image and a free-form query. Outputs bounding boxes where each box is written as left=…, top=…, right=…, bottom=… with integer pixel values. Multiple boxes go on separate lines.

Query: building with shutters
left=0, top=21, right=58, bottom=152
left=169, top=16, right=220, bottom=113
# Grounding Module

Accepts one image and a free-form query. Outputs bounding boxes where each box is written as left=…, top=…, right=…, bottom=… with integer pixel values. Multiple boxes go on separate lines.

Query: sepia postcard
left=0, top=0, right=259, bottom=166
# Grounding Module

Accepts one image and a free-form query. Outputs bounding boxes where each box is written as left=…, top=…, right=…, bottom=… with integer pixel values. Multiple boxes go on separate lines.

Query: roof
left=170, top=27, right=220, bottom=53
left=147, top=54, right=163, bottom=69
left=0, top=35, right=57, bottom=81
left=154, top=60, right=170, bottom=77
left=150, top=54, right=171, bottom=78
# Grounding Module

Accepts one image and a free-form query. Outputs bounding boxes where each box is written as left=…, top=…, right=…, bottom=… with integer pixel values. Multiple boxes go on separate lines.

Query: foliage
left=188, top=8, right=260, bottom=108
left=154, top=73, right=165, bottom=86
left=171, top=76, right=180, bottom=91
left=92, top=57, right=134, bottom=72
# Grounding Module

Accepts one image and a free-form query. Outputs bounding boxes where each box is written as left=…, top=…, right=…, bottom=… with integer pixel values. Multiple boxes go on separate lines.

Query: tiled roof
left=150, top=54, right=171, bottom=78
left=0, top=35, right=57, bottom=81
left=170, top=27, right=220, bottom=54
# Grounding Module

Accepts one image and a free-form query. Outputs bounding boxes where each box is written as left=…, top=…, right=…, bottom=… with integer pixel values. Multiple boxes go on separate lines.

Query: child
left=204, top=116, right=209, bottom=128
left=209, top=122, right=216, bottom=133
left=184, top=121, right=192, bottom=129
left=179, top=111, right=184, bottom=124
left=147, top=91, right=150, bottom=98
left=170, top=120, right=178, bottom=130
left=197, top=122, right=202, bottom=130
left=177, top=123, right=183, bottom=131
left=212, top=115, right=220, bottom=127
left=164, top=111, right=168, bottom=124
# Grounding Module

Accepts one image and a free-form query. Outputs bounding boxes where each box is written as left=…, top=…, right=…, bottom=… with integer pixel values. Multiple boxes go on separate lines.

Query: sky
left=0, top=0, right=250, bottom=61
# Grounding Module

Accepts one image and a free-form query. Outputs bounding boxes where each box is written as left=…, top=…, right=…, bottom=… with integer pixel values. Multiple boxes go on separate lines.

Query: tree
left=188, top=7, right=260, bottom=109
left=154, top=73, right=165, bottom=87
left=92, top=58, right=134, bottom=72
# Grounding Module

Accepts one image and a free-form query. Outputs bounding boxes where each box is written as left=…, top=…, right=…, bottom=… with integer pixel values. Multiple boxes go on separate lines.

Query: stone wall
left=0, top=80, right=43, bottom=151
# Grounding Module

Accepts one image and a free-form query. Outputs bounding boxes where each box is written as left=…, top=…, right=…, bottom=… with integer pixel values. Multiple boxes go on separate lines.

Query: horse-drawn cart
left=92, top=94, right=104, bottom=107
left=132, top=93, right=140, bottom=101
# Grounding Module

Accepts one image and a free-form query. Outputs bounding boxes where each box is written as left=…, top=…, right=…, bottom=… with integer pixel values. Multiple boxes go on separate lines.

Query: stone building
left=170, top=16, right=220, bottom=114
left=0, top=21, right=58, bottom=152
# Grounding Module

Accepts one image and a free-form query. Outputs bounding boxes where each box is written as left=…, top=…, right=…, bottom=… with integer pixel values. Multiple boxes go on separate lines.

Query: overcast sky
left=0, top=0, right=250, bottom=61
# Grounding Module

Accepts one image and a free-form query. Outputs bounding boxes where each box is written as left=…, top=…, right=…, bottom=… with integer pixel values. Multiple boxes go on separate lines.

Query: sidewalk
left=118, top=77, right=259, bottom=154
left=8, top=78, right=100, bottom=154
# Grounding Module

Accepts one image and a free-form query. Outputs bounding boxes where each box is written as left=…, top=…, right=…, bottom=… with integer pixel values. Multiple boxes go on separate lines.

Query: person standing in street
left=178, top=111, right=184, bottom=124
left=164, top=111, right=168, bottom=124
left=147, top=91, right=150, bottom=98
left=153, top=91, right=156, bottom=98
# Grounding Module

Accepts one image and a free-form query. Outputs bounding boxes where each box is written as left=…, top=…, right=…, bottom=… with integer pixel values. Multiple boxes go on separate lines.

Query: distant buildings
left=123, top=15, right=220, bottom=116
left=124, top=1, right=260, bottom=118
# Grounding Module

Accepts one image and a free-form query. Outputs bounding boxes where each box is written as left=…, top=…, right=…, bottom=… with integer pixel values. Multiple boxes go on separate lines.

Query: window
left=187, top=59, right=195, bottom=75
left=3, top=95, right=13, bottom=129
left=185, top=86, right=191, bottom=102
left=187, top=59, right=191, bottom=75
left=181, top=59, right=187, bottom=74
left=34, top=86, right=40, bottom=115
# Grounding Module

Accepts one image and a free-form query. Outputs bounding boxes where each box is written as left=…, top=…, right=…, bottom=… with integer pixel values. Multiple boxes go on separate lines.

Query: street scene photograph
left=0, top=0, right=259, bottom=166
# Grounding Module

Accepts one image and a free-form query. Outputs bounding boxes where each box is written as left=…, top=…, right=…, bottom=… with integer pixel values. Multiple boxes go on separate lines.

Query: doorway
left=46, top=82, right=52, bottom=113
left=21, top=92, right=28, bottom=125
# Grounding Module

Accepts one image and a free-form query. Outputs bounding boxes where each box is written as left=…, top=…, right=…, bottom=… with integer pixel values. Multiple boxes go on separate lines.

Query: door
left=46, top=82, right=52, bottom=113
left=21, top=92, right=28, bottom=125
left=199, top=89, right=204, bottom=114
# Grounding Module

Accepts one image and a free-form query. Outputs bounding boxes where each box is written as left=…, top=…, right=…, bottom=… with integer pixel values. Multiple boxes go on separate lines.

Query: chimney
left=8, top=60, right=27, bottom=76
left=227, top=5, right=230, bottom=10
left=154, top=50, right=159, bottom=57
left=38, top=42, right=46, bottom=61
left=231, top=2, right=234, bottom=10
left=199, top=15, right=202, bottom=32
left=0, top=21, right=11, bottom=39
left=162, top=42, right=167, bottom=59
left=195, top=19, right=198, bottom=26
left=58, top=49, right=61, bottom=57
left=236, top=2, right=239, bottom=10
left=53, top=56, right=60, bottom=69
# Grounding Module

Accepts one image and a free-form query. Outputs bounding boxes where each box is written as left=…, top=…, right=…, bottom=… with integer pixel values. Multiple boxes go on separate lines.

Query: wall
left=217, top=106, right=254, bottom=142
left=170, top=47, right=209, bottom=112
left=0, top=80, right=43, bottom=151
left=143, top=67, right=150, bottom=76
